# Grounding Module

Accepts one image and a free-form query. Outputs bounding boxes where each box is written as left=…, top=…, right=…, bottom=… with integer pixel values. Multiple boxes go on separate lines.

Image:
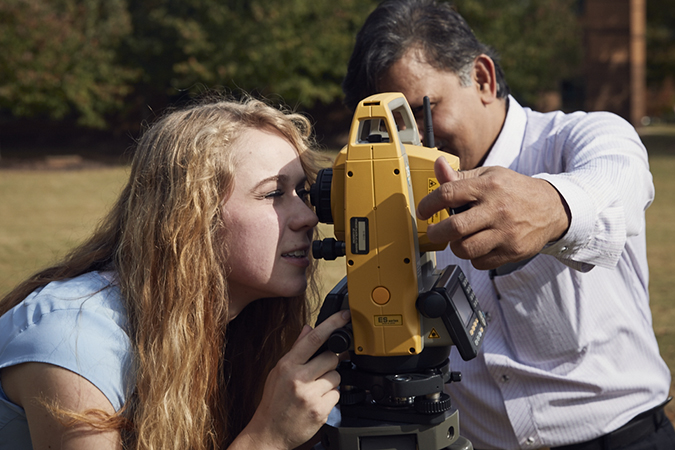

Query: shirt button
left=526, top=437, right=535, bottom=445
left=501, top=375, right=510, bottom=382
left=559, top=246, right=568, bottom=254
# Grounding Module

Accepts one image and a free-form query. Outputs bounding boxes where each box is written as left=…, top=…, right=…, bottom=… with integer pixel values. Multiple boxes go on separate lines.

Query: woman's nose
left=290, top=199, right=319, bottom=231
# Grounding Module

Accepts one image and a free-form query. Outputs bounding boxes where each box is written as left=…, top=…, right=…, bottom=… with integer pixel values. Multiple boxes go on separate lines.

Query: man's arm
left=417, top=113, right=653, bottom=271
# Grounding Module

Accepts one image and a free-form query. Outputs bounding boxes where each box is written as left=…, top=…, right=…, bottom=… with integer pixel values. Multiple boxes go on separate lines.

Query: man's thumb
left=435, top=156, right=460, bottom=184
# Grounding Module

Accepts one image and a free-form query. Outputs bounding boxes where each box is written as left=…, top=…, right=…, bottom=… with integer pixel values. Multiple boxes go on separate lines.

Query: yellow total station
left=317, top=92, right=460, bottom=358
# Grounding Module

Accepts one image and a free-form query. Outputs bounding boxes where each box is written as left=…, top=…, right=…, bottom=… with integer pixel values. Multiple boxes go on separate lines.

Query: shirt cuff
left=534, top=173, right=597, bottom=272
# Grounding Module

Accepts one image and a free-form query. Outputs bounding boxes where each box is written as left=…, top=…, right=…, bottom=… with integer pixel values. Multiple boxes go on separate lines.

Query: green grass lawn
left=641, top=129, right=675, bottom=421
left=648, top=153, right=675, bottom=421
left=1, top=129, right=674, bottom=422
left=0, top=167, right=130, bottom=293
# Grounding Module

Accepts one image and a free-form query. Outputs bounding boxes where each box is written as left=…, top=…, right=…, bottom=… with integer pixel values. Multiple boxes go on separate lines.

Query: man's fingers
left=417, top=158, right=486, bottom=221
left=418, top=181, right=475, bottom=221
left=435, top=156, right=460, bottom=184
left=447, top=228, right=501, bottom=263
left=418, top=157, right=460, bottom=220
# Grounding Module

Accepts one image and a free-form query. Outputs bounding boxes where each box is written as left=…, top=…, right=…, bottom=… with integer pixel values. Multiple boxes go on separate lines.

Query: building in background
left=579, top=0, right=646, bottom=126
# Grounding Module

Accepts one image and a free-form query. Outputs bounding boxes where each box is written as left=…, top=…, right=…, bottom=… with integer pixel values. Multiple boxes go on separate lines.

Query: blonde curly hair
left=0, top=95, right=326, bottom=449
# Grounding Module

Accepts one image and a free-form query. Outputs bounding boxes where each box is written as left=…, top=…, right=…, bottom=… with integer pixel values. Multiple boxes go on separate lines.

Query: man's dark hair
left=342, top=0, right=509, bottom=111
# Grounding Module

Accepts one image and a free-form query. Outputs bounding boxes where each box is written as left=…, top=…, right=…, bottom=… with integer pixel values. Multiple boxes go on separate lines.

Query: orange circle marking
left=372, top=286, right=391, bottom=305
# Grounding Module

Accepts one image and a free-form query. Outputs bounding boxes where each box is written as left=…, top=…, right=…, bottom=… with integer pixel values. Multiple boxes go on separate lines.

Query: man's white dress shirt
left=437, top=96, right=671, bottom=449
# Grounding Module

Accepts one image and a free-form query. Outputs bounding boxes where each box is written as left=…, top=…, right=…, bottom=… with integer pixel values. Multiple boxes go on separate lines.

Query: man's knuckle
left=451, top=215, right=468, bottom=235
left=510, top=240, right=526, bottom=255
left=483, top=174, right=503, bottom=193
left=450, top=240, right=471, bottom=259
left=439, top=184, right=455, bottom=202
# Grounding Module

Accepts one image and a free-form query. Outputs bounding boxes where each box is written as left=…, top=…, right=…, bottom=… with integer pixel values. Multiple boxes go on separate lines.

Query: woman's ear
left=473, top=55, right=498, bottom=105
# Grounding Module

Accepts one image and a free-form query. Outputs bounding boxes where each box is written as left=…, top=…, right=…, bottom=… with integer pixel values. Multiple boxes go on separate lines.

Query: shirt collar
left=482, top=95, right=527, bottom=170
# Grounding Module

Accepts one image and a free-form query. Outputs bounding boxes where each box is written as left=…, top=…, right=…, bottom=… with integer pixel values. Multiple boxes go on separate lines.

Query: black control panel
left=417, top=265, right=487, bottom=360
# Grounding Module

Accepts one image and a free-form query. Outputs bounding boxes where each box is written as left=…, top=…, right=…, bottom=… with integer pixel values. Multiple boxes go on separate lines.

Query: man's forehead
left=379, top=64, right=434, bottom=108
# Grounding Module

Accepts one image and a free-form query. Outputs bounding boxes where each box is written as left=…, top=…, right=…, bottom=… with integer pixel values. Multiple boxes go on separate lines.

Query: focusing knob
left=339, top=388, right=367, bottom=406
left=416, top=291, right=447, bottom=318
left=312, top=238, right=346, bottom=260
left=326, top=328, right=352, bottom=353
left=310, top=168, right=333, bottom=224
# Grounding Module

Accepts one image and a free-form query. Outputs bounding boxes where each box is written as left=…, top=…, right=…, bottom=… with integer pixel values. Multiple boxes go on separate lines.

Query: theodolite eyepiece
left=310, top=168, right=334, bottom=224
left=312, top=238, right=346, bottom=261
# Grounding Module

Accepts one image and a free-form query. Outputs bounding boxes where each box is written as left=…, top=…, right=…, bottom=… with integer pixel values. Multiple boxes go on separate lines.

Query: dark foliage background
left=0, top=0, right=670, bottom=157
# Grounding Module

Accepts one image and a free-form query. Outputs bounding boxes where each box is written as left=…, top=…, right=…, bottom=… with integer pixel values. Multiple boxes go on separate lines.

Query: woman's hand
left=232, top=309, right=351, bottom=450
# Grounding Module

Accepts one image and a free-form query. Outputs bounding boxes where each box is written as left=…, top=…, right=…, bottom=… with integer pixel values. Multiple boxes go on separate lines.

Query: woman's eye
left=264, top=190, right=284, bottom=199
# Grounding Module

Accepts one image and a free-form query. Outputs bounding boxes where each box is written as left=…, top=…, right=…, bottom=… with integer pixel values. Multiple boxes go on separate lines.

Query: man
left=342, top=1, right=674, bottom=449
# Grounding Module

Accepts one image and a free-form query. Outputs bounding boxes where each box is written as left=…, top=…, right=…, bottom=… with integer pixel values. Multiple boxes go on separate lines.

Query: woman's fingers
left=288, top=310, right=351, bottom=364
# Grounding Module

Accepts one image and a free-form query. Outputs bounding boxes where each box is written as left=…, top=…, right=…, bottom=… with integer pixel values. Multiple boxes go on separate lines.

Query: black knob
left=310, top=168, right=333, bottom=224
left=339, top=388, right=367, bottom=406
left=415, top=392, right=452, bottom=414
left=416, top=291, right=447, bottom=318
left=312, top=238, right=346, bottom=261
left=326, top=328, right=352, bottom=353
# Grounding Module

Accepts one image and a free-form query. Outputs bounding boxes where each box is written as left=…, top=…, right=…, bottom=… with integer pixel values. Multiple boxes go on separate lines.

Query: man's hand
left=417, top=157, right=571, bottom=270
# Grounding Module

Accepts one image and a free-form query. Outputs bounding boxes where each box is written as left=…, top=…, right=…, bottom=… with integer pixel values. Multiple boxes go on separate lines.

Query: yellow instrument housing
left=330, top=92, right=460, bottom=357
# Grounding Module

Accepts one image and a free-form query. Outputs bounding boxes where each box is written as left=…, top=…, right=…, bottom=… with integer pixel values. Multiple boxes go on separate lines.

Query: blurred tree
left=647, top=0, right=675, bottom=84
left=452, top=0, right=582, bottom=108
left=646, top=0, right=675, bottom=118
left=0, top=0, right=584, bottom=134
left=0, top=0, right=138, bottom=128
left=220, top=0, right=379, bottom=107
left=122, top=0, right=379, bottom=115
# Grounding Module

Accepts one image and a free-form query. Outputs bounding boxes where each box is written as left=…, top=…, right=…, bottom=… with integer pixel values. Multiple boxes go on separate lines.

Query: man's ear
left=473, top=55, right=498, bottom=105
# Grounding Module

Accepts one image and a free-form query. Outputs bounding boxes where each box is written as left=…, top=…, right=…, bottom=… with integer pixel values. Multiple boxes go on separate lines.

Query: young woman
left=0, top=97, right=350, bottom=450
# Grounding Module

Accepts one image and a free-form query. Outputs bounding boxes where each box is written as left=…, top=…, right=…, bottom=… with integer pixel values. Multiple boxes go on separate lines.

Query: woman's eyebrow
left=250, top=173, right=308, bottom=194
left=250, top=174, right=286, bottom=192
left=254, top=174, right=282, bottom=186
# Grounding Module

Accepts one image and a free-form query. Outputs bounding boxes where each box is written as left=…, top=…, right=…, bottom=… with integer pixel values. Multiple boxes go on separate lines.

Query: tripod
left=318, top=365, right=473, bottom=450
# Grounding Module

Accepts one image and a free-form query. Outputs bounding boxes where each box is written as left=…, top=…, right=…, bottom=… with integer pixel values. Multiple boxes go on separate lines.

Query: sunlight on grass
left=0, top=167, right=129, bottom=294
left=645, top=153, right=675, bottom=421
